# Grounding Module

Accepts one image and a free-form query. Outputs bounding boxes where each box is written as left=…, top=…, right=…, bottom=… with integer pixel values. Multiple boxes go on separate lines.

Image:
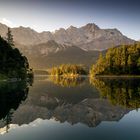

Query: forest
left=90, top=43, right=140, bottom=76
left=0, top=28, right=32, bottom=80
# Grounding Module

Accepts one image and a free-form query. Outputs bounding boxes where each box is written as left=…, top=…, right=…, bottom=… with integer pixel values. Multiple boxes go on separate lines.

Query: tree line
left=50, top=64, right=87, bottom=76
left=90, top=43, right=140, bottom=76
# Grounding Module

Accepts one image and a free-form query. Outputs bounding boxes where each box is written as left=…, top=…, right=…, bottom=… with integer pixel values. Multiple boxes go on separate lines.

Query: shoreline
left=94, top=75, right=140, bottom=78
left=33, top=74, right=140, bottom=78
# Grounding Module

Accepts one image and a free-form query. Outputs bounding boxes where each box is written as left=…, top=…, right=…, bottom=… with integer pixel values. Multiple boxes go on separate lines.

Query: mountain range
left=0, top=23, right=135, bottom=69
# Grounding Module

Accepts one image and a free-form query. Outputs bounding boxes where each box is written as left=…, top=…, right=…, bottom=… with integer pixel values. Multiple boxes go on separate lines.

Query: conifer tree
left=6, top=28, right=14, bottom=47
left=90, top=43, right=140, bottom=76
left=128, top=55, right=133, bottom=74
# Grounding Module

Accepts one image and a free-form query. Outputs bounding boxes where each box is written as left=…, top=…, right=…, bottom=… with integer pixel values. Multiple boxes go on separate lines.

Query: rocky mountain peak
left=0, top=23, right=7, bottom=27
left=67, top=25, right=77, bottom=30
left=55, top=28, right=66, bottom=33
left=82, top=23, right=100, bottom=31
left=14, top=26, right=37, bottom=34
left=0, top=22, right=135, bottom=50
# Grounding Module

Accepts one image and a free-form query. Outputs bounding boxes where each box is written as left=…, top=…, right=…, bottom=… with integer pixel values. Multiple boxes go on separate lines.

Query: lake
left=0, top=76, right=140, bottom=140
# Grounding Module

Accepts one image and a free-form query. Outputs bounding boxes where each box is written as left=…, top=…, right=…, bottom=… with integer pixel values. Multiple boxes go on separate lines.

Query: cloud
left=0, top=18, right=15, bottom=27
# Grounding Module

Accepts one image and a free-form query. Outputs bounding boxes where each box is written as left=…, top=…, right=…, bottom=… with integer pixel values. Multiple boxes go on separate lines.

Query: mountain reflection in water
left=0, top=76, right=140, bottom=135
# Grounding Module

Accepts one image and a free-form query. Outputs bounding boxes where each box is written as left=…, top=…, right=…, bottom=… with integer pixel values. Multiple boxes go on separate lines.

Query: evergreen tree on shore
left=90, top=43, right=140, bottom=76
left=0, top=32, right=31, bottom=79
left=6, top=28, right=14, bottom=47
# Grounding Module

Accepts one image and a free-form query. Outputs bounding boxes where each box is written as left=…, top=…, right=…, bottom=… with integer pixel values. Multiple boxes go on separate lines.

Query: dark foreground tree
left=0, top=35, right=32, bottom=79
left=6, top=28, right=14, bottom=47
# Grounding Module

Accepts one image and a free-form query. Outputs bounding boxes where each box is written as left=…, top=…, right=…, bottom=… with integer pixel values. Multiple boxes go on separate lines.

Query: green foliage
left=0, top=35, right=32, bottom=79
left=50, top=64, right=87, bottom=76
left=90, top=43, right=140, bottom=75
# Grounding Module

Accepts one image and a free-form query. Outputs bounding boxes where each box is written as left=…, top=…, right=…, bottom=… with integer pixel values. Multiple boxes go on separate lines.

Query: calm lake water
left=0, top=76, right=140, bottom=140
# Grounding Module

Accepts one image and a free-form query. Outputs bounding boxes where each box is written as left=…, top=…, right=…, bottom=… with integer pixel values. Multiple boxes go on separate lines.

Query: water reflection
left=49, top=76, right=86, bottom=87
left=0, top=81, right=30, bottom=133
left=0, top=76, right=140, bottom=134
left=90, top=78, right=140, bottom=109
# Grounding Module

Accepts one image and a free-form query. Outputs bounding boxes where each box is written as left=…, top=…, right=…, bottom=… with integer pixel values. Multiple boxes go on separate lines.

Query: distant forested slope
left=90, top=43, right=140, bottom=75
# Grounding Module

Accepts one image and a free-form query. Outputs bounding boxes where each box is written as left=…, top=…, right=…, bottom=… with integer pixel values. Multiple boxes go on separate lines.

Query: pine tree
left=137, top=57, right=140, bottom=71
left=95, top=53, right=106, bottom=74
left=90, top=43, right=140, bottom=76
left=114, top=48, right=122, bottom=74
left=106, top=48, right=114, bottom=73
left=6, top=28, right=14, bottom=47
left=127, top=55, right=132, bottom=74
left=121, top=45, right=128, bottom=73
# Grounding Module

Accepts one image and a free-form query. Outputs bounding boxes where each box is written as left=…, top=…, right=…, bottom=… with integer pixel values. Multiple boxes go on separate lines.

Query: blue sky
left=0, top=0, right=139, bottom=40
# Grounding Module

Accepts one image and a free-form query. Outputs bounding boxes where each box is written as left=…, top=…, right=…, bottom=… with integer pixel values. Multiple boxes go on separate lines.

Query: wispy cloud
left=0, top=18, right=15, bottom=27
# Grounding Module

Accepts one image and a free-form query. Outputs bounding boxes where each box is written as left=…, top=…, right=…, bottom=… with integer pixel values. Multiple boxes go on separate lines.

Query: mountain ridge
left=18, top=41, right=102, bottom=69
left=0, top=22, right=135, bottom=51
left=0, top=22, right=135, bottom=69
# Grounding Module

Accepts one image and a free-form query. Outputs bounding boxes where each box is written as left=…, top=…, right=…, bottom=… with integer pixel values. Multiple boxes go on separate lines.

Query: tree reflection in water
left=49, top=76, right=86, bottom=87
left=0, top=81, right=31, bottom=133
left=90, top=77, right=140, bottom=109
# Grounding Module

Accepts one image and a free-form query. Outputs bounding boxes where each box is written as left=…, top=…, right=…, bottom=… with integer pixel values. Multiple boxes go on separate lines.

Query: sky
left=0, top=0, right=139, bottom=40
